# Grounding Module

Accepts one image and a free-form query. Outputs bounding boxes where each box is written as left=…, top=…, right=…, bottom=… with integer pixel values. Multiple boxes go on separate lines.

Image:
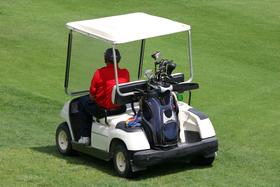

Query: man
left=78, top=48, right=130, bottom=144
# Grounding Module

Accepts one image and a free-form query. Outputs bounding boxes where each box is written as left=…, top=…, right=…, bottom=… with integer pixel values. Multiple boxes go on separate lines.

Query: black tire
left=113, top=143, right=133, bottom=178
left=192, top=155, right=215, bottom=166
left=56, top=122, right=74, bottom=156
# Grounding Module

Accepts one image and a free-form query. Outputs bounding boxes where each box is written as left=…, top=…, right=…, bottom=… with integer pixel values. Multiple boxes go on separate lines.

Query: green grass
left=1, top=0, right=280, bottom=186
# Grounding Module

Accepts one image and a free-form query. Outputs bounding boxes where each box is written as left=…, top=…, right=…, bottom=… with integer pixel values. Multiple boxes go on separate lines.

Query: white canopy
left=66, top=12, right=191, bottom=44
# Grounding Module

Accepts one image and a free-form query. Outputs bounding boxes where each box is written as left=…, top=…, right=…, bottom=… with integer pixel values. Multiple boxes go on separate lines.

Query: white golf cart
left=56, top=12, right=218, bottom=178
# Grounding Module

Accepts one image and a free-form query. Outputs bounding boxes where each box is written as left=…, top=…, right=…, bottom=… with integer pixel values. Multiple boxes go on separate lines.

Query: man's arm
left=89, top=70, right=99, bottom=102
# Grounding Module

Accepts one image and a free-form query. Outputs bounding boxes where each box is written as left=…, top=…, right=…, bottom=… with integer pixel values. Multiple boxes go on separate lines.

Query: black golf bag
left=140, top=91, right=180, bottom=149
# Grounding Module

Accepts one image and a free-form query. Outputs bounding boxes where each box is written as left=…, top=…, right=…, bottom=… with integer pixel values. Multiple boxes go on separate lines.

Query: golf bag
left=140, top=91, right=180, bottom=149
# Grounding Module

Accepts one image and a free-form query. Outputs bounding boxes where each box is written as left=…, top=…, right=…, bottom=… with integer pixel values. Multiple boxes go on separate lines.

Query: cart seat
left=96, top=111, right=134, bottom=126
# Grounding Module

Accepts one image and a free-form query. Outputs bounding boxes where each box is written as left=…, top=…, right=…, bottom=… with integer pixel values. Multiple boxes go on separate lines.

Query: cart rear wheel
left=56, top=122, right=74, bottom=156
left=192, top=154, right=215, bottom=166
left=113, top=143, right=133, bottom=178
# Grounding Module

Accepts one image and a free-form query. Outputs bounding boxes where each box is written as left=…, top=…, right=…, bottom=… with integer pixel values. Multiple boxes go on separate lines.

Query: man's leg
left=83, top=98, right=100, bottom=136
left=78, top=96, right=99, bottom=144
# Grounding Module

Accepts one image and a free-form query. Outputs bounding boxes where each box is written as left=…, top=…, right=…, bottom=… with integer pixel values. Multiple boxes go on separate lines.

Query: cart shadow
left=135, top=161, right=212, bottom=180
left=31, top=145, right=212, bottom=179
left=31, top=145, right=115, bottom=176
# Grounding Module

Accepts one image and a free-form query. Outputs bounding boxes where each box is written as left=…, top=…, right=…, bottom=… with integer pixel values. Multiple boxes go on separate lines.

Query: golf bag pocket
left=163, top=121, right=178, bottom=142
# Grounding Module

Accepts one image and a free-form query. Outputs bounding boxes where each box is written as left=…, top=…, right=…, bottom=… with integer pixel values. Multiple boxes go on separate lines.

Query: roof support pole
left=112, top=45, right=134, bottom=97
left=137, top=39, right=146, bottom=79
left=186, top=30, right=193, bottom=83
left=64, top=30, right=73, bottom=95
left=112, top=44, right=120, bottom=93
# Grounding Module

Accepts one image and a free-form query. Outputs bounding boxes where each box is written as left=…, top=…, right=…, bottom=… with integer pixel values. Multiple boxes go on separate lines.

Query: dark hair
left=104, top=48, right=121, bottom=63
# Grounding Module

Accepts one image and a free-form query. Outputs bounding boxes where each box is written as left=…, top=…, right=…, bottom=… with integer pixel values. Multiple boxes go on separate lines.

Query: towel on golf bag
left=126, top=112, right=141, bottom=127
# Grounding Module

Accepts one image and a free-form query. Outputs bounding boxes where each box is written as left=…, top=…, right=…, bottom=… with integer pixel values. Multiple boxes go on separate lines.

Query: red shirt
left=90, top=63, right=130, bottom=109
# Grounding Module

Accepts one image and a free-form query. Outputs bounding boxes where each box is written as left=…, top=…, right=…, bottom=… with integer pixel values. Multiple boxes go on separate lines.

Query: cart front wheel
left=113, top=143, right=133, bottom=178
left=56, top=122, right=74, bottom=156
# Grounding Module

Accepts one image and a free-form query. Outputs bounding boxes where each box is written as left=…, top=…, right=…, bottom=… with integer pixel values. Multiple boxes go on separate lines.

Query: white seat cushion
left=95, top=111, right=135, bottom=126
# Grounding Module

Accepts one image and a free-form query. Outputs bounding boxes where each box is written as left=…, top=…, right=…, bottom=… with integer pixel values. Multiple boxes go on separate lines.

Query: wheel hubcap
left=58, top=130, right=68, bottom=151
left=116, top=151, right=126, bottom=172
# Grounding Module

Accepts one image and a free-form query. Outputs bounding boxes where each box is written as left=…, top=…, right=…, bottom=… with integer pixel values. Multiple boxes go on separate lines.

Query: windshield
left=65, top=31, right=190, bottom=95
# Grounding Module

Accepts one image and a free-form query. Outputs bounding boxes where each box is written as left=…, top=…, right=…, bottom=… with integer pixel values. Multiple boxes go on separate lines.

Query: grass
left=1, top=0, right=280, bottom=186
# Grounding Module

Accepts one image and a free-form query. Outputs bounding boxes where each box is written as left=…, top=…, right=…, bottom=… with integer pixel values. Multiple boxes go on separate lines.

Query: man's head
left=104, top=48, right=121, bottom=64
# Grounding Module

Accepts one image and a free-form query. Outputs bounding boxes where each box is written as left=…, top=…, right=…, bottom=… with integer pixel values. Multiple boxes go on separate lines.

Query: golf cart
left=56, top=12, right=218, bottom=177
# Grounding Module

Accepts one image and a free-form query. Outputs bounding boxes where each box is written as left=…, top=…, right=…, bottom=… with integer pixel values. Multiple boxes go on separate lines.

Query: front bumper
left=133, top=137, right=218, bottom=167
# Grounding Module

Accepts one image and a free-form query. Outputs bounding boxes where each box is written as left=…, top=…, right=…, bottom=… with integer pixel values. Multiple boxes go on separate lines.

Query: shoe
left=78, top=137, right=90, bottom=145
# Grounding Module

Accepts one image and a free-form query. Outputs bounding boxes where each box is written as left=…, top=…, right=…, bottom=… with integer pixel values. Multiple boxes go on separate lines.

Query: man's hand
left=89, top=94, right=96, bottom=102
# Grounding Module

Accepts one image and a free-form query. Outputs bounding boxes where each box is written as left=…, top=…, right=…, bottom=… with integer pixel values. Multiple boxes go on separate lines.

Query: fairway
left=0, top=0, right=280, bottom=186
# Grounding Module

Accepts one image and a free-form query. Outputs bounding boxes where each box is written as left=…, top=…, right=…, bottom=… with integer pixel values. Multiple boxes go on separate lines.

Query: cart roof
left=66, top=12, right=191, bottom=44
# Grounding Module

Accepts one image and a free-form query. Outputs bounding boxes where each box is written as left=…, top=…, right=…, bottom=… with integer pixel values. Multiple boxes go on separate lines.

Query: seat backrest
left=111, top=73, right=185, bottom=105
left=112, top=80, right=147, bottom=105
